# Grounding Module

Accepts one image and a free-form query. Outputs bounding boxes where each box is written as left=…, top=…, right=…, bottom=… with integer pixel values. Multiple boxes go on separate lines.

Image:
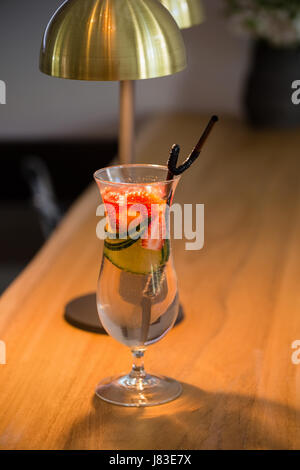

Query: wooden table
left=1, top=114, right=300, bottom=450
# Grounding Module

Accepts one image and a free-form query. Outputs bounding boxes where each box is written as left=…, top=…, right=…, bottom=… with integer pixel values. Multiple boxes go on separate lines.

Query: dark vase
left=245, top=40, right=300, bottom=128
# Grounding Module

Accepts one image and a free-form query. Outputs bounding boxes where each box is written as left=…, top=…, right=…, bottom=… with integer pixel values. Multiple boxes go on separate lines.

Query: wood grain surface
left=1, top=114, right=300, bottom=449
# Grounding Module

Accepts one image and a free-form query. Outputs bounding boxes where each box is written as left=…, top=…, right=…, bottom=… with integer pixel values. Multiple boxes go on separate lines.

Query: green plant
left=225, top=0, right=300, bottom=46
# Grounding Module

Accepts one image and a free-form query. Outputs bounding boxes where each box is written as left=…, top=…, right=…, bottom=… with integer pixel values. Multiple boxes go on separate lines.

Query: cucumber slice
left=104, top=217, right=151, bottom=251
left=104, top=237, right=137, bottom=251
left=104, top=239, right=169, bottom=274
left=105, top=217, right=150, bottom=241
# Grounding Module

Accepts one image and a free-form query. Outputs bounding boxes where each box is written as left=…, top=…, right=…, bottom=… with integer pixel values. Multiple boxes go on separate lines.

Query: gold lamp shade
left=40, top=0, right=187, bottom=81
left=159, top=0, right=204, bottom=29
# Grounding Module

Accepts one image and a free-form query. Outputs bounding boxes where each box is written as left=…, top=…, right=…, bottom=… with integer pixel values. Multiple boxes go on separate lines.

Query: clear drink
left=97, top=250, right=179, bottom=348
left=94, top=164, right=182, bottom=407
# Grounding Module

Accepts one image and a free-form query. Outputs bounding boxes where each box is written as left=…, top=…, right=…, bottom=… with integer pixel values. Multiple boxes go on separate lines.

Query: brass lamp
left=40, top=0, right=203, bottom=333
left=160, top=0, right=204, bottom=29
left=40, top=0, right=187, bottom=163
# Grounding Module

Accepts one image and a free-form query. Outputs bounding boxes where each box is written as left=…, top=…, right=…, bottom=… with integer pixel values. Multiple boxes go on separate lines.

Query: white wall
left=0, top=0, right=251, bottom=140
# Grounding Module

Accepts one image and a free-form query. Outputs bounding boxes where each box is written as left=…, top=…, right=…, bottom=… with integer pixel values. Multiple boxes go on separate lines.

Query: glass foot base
left=95, top=373, right=182, bottom=407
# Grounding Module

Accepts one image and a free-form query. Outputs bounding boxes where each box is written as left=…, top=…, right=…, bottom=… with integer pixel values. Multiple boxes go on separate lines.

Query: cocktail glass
left=94, top=164, right=181, bottom=407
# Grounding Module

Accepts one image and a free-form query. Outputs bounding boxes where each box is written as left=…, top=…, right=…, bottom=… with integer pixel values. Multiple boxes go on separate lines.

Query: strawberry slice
left=142, top=238, right=164, bottom=251
left=101, top=186, right=166, bottom=236
left=141, top=210, right=167, bottom=251
left=141, top=236, right=165, bottom=251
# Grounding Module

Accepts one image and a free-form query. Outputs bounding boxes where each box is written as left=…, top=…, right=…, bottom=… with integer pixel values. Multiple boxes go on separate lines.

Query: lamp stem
left=119, top=80, right=135, bottom=164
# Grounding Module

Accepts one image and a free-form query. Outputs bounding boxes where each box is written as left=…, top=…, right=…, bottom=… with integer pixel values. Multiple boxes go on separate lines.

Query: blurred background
left=1, top=0, right=299, bottom=292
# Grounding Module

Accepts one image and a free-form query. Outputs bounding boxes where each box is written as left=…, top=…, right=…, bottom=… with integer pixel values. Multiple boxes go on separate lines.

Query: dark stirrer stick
left=166, top=115, right=219, bottom=181
left=141, top=116, right=219, bottom=346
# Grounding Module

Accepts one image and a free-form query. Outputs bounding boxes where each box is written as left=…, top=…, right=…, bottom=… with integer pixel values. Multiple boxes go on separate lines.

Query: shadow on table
left=63, top=382, right=300, bottom=450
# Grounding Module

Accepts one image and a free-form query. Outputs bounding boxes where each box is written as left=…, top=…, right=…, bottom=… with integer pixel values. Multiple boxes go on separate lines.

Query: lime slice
left=104, top=239, right=169, bottom=274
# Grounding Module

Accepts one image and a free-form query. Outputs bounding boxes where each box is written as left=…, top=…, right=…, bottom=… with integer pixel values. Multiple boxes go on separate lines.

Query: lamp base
left=64, top=293, right=184, bottom=333
left=64, top=293, right=106, bottom=333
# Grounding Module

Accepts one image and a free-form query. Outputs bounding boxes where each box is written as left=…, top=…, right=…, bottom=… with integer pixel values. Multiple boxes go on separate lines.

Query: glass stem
left=130, top=348, right=146, bottom=380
